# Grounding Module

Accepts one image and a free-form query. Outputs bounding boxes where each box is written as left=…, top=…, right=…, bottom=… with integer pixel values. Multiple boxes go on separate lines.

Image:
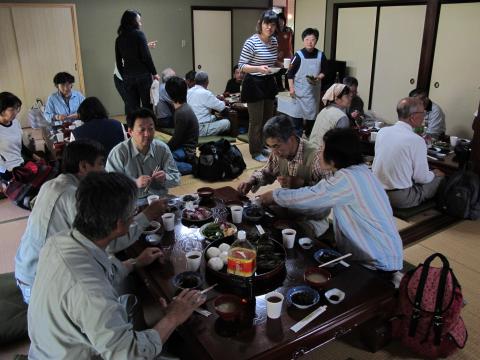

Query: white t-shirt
left=0, top=119, right=24, bottom=172
left=187, top=85, right=226, bottom=124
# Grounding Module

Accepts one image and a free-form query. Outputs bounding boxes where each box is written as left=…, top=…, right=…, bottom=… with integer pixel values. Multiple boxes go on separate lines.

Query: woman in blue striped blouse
left=239, top=10, right=280, bottom=162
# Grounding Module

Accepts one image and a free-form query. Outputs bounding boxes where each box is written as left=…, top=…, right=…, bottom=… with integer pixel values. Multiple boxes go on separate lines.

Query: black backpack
left=438, top=169, right=480, bottom=220
left=195, top=140, right=246, bottom=181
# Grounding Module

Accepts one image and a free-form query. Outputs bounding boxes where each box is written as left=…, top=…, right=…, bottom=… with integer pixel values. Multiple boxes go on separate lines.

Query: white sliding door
left=336, top=7, right=377, bottom=106
left=294, top=0, right=327, bottom=50
left=370, top=5, right=426, bottom=123
left=429, top=3, right=480, bottom=138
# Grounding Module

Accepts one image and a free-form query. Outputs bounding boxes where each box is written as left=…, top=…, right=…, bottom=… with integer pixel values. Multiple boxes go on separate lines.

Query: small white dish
left=325, top=288, right=345, bottom=304
left=269, top=67, right=281, bottom=74
left=143, top=221, right=161, bottom=235
left=298, top=237, right=313, bottom=250
left=145, top=233, right=162, bottom=245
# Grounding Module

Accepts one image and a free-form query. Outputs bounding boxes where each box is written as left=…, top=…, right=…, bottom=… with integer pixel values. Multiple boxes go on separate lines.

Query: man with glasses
left=373, top=97, right=445, bottom=208
left=238, top=115, right=331, bottom=238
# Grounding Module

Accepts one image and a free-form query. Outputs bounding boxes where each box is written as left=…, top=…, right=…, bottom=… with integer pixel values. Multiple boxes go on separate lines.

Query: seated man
left=409, top=88, right=446, bottom=139
left=154, top=67, right=176, bottom=129
left=238, top=115, right=330, bottom=238
left=44, top=72, right=85, bottom=123
left=187, top=71, right=230, bottom=137
left=372, top=97, right=445, bottom=209
left=165, top=76, right=199, bottom=175
left=106, top=108, right=180, bottom=198
left=14, top=140, right=165, bottom=304
left=260, top=128, right=403, bottom=274
left=28, top=172, right=205, bottom=358
left=343, top=76, right=364, bottom=125
left=224, top=65, right=243, bottom=95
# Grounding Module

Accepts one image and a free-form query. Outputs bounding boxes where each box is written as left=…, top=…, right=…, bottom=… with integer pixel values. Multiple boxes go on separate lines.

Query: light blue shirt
left=273, top=164, right=403, bottom=271
left=44, top=90, right=85, bottom=122
left=106, top=138, right=180, bottom=198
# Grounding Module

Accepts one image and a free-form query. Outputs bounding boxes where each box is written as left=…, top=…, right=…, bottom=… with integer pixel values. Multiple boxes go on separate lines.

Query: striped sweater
left=238, top=34, right=278, bottom=76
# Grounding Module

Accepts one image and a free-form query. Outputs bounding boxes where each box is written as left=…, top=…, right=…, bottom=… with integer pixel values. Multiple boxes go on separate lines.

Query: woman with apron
left=287, top=28, right=327, bottom=137
left=238, top=10, right=280, bottom=162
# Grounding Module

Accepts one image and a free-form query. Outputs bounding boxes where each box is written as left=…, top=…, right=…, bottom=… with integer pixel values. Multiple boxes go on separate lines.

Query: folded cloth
left=150, top=79, right=160, bottom=106
left=322, top=83, right=346, bottom=105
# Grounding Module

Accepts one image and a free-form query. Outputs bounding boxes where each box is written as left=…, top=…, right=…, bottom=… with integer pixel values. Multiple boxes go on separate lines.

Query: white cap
left=237, top=230, right=246, bottom=240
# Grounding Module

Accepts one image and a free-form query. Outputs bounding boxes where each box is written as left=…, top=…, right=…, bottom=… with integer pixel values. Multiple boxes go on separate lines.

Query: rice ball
left=208, top=257, right=224, bottom=271
left=218, top=243, right=230, bottom=253
left=219, top=251, right=228, bottom=265
left=206, top=247, right=220, bottom=259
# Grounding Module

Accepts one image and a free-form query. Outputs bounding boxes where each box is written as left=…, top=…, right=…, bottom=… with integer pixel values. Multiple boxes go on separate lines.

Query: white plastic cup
left=56, top=132, right=64, bottom=142
left=230, top=205, right=243, bottom=224
left=161, top=213, right=175, bottom=231
left=147, top=195, right=160, bottom=205
left=282, top=229, right=296, bottom=249
left=370, top=131, right=377, bottom=142
left=450, top=136, right=458, bottom=148
left=283, top=58, right=291, bottom=69
left=185, top=250, right=202, bottom=272
left=265, top=291, right=284, bottom=319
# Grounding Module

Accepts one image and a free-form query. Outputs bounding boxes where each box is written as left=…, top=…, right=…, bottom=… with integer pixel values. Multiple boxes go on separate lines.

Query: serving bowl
left=200, top=221, right=237, bottom=241
left=172, top=271, right=203, bottom=290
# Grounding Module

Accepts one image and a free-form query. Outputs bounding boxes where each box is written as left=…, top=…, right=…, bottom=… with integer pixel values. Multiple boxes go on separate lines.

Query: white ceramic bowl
left=143, top=221, right=161, bottom=235
left=324, top=288, right=346, bottom=304
left=269, top=67, right=281, bottom=74
left=298, top=237, right=313, bottom=250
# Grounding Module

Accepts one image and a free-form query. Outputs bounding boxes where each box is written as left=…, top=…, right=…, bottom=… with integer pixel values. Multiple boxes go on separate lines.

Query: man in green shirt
left=28, top=172, right=205, bottom=359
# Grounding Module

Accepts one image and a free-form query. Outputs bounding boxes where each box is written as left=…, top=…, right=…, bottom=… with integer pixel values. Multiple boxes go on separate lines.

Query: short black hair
left=278, top=12, right=286, bottom=22
left=343, top=76, right=358, bottom=87
left=117, top=9, right=141, bottom=35
left=185, top=70, right=196, bottom=82
left=323, top=128, right=363, bottom=169
left=62, top=139, right=105, bottom=174
left=165, top=76, right=187, bottom=104
left=0, top=92, right=22, bottom=113
left=73, top=172, right=137, bottom=241
left=126, top=107, right=156, bottom=129
left=53, top=72, right=75, bottom=85
left=263, top=114, right=296, bottom=143
left=301, top=28, right=319, bottom=41
left=77, top=97, right=108, bottom=123
left=409, top=88, right=428, bottom=98
left=256, top=10, right=279, bottom=33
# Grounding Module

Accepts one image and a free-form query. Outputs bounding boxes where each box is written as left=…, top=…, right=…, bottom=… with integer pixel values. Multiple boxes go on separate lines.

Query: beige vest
left=309, top=106, right=346, bottom=148
left=278, top=140, right=318, bottom=186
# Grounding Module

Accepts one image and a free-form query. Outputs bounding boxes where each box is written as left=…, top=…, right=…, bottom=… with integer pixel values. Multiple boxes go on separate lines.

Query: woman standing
left=115, top=9, right=159, bottom=115
left=275, top=12, right=293, bottom=91
left=239, top=10, right=279, bottom=162
left=287, top=28, right=327, bottom=137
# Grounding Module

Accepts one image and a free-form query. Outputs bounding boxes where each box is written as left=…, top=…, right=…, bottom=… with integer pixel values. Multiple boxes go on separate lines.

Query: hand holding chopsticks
left=143, top=165, right=160, bottom=194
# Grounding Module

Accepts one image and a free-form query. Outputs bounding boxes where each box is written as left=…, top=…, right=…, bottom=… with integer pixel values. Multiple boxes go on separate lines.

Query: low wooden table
left=427, top=152, right=459, bottom=175
left=127, top=187, right=396, bottom=359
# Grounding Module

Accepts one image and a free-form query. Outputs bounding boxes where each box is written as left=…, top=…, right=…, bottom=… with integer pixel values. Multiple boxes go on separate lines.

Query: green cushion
left=198, top=136, right=236, bottom=144
left=237, top=134, right=249, bottom=143
left=0, top=273, right=28, bottom=345
left=393, top=199, right=437, bottom=220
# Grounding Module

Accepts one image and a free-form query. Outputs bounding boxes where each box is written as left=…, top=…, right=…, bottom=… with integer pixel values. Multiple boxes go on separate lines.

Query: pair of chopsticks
left=318, top=253, right=352, bottom=268
left=144, top=165, right=160, bottom=194
left=200, top=283, right=218, bottom=294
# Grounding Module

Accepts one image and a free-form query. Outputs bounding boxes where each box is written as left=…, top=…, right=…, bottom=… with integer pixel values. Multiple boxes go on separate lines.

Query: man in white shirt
left=372, top=97, right=445, bottom=208
left=187, top=71, right=230, bottom=136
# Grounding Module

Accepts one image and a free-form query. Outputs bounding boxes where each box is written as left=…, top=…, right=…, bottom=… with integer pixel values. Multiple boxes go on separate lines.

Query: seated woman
left=259, top=128, right=403, bottom=274
left=44, top=72, right=85, bottom=123
left=309, top=83, right=351, bottom=148
left=165, top=76, right=199, bottom=175
left=224, top=65, right=244, bottom=96
left=72, top=97, right=126, bottom=155
left=0, top=92, right=39, bottom=190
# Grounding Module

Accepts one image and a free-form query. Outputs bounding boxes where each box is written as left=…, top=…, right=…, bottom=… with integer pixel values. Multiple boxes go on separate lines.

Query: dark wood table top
left=127, top=186, right=396, bottom=360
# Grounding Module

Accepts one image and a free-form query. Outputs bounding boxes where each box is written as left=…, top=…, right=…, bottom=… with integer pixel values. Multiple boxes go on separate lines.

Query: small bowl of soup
left=197, top=187, right=214, bottom=200
left=304, top=267, right=331, bottom=288
left=214, top=294, right=242, bottom=321
left=172, top=271, right=203, bottom=290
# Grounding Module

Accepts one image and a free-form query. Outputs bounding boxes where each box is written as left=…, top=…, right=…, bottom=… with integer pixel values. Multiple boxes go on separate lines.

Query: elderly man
left=154, top=67, right=176, bottom=129
left=106, top=108, right=180, bottom=199
left=187, top=71, right=230, bottom=136
left=409, top=88, right=446, bottom=139
left=373, top=97, right=445, bottom=208
left=14, top=140, right=166, bottom=304
left=28, top=172, right=205, bottom=359
left=238, top=115, right=330, bottom=237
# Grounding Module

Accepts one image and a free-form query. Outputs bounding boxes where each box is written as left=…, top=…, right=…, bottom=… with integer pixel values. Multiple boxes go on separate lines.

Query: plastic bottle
left=227, top=231, right=256, bottom=277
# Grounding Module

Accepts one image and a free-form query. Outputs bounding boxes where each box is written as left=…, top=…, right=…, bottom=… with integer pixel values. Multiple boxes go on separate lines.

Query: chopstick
left=318, top=253, right=352, bottom=268
left=144, top=165, right=160, bottom=194
left=200, top=283, right=218, bottom=294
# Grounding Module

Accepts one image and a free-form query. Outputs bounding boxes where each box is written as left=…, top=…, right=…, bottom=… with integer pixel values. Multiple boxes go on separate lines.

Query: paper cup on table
left=147, top=194, right=160, bottom=205
left=186, top=250, right=202, bottom=272
left=370, top=131, right=377, bottom=142
left=282, top=229, right=296, bottom=249
left=283, top=58, right=291, bottom=69
left=56, top=132, right=64, bottom=142
left=230, top=205, right=243, bottom=224
left=161, top=213, right=175, bottom=231
left=450, top=136, right=458, bottom=148
left=265, top=291, right=284, bottom=319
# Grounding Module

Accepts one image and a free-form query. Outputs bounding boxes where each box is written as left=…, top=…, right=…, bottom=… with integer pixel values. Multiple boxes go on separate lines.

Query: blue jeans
left=172, top=148, right=193, bottom=175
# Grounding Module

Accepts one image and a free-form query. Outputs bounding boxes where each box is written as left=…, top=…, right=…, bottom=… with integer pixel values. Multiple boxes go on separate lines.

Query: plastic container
left=227, top=231, right=256, bottom=277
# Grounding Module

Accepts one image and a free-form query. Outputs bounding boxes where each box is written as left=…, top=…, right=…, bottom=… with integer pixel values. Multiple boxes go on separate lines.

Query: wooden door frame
left=0, top=3, right=85, bottom=94
left=330, top=0, right=479, bottom=100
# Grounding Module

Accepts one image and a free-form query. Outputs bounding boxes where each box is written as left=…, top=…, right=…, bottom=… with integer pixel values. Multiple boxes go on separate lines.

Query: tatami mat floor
left=0, top=134, right=478, bottom=359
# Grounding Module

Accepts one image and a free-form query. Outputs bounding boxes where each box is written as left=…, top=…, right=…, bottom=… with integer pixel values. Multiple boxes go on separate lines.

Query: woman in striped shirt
left=239, top=10, right=280, bottom=162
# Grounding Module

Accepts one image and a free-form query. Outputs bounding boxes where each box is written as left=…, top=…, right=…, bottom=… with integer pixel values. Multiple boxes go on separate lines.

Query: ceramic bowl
left=324, top=288, right=346, bottom=304
left=143, top=221, right=161, bottom=235
left=298, top=237, right=313, bottom=250
left=286, top=285, right=320, bottom=310
left=214, top=294, right=242, bottom=321
left=313, top=248, right=342, bottom=268
left=172, top=271, right=203, bottom=290
left=304, top=267, right=331, bottom=288
left=197, top=187, right=214, bottom=200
